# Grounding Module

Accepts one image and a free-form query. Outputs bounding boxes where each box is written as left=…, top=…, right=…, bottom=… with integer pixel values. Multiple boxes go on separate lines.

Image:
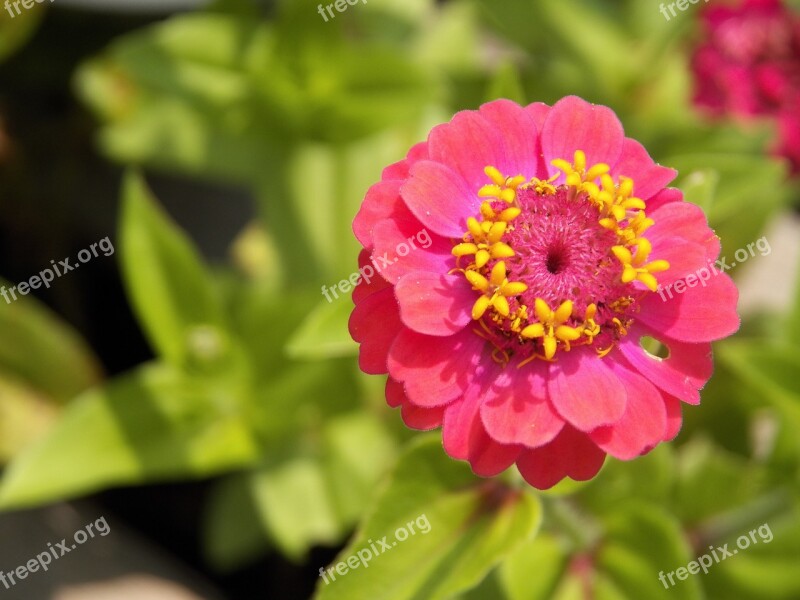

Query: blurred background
left=0, top=0, right=799, bottom=598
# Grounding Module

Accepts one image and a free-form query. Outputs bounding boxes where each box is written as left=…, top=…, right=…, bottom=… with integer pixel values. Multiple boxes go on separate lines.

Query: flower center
left=451, top=152, right=670, bottom=366
left=545, top=246, right=568, bottom=275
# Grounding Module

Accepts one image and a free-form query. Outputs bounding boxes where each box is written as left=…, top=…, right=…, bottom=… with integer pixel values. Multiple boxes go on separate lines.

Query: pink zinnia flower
left=692, top=0, right=800, bottom=173
left=349, top=97, right=739, bottom=489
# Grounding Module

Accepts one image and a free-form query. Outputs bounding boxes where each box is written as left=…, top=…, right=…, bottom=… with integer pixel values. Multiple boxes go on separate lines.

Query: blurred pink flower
left=692, top=0, right=800, bottom=173
left=349, top=97, right=739, bottom=489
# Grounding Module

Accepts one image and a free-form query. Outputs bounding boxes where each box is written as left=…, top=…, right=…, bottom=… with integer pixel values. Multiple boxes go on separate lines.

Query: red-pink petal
left=401, top=160, right=479, bottom=238
left=649, top=201, right=721, bottom=262
left=618, top=326, right=713, bottom=405
left=349, top=287, right=403, bottom=375
left=516, top=425, right=606, bottom=490
left=401, top=402, right=446, bottom=431
left=386, top=377, right=405, bottom=408
left=548, top=351, right=627, bottom=431
left=638, top=271, right=740, bottom=342
left=381, top=141, right=428, bottom=180
left=663, top=394, right=683, bottom=441
left=353, top=180, right=403, bottom=249
left=611, top=138, right=677, bottom=200
left=524, top=101, right=551, bottom=131
left=480, top=361, right=565, bottom=448
left=478, top=99, right=541, bottom=178
left=427, top=111, right=510, bottom=193
left=371, top=214, right=453, bottom=284
left=443, top=380, right=522, bottom=476
left=385, top=377, right=445, bottom=430
left=589, top=362, right=668, bottom=460
left=352, top=249, right=391, bottom=305
left=394, top=272, right=474, bottom=336
left=646, top=187, right=683, bottom=212
left=650, top=238, right=710, bottom=287
left=541, top=96, right=625, bottom=176
left=387, top=328, right=484, bottom=407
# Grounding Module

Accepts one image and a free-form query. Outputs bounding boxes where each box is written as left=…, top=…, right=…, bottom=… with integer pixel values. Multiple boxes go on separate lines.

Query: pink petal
left=349, top=287, right=403, bottom=375
left=541, top=96, right=625, bottom=176
left=478, top=99, right=541, bottom=178
left=548, top=350, right=627, bottom=431
left=480, top=361, right=565, bottom=448
left=524, top=101, right=551, bottom=131
left=385, top=377, right=445, bottom=430
left=663, top=394, right=683, bottom=441
left=646, top=187, right=683, bottom=212
left=649, top=237, right=710, bottom=287
left=618, top=326, right=713, bottom=405
left=353, top=180, right=403, bottom=249
left=427, top=110, right=510, bottom=193
left=611, top=138, right=677, bottom=200
left=371, top=211, right=454, bottom=284
left=387, top=327, right=485, bottom=407
left=516, top=425, right=606, bottom=490
left=381, top=141, right=428, bottom=180
left=401, top=160, right=480, bottom=238
left=352, top=249, right=391, bottom=305
left=649, top=201, right=721, bottom=262
left=401, top=402, right=446, bottom=431
left=589, top=362, right=668, bottom=460
left=394, top=272, right=474, bottom=336
left=443, top=378, right=522, bottom=477
left=385, top=377, right=405, bottom=408
left=638, top=271, right=740, bottom=342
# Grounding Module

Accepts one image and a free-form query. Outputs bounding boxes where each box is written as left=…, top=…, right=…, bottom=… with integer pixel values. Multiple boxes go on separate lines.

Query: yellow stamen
left=520, top=298, right=580, bottom=360
left=611, top=239, right=670, bottom=292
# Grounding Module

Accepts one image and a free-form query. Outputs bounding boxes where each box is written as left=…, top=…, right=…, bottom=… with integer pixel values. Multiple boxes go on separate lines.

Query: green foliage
left=314, top=436, right=542, bottom=600
left=0, top=362, right=259, bottom=509
left=120, top=172, right=229, bottom=366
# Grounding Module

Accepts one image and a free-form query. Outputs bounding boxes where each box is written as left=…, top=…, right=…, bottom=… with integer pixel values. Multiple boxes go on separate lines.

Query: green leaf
left=717, top=341, right=800, bottom=434
left=703, top=505, right=800, bottom=599
left=0, top=281, right=101, bottom=402
left=0, top=362, right=258, bottom=509
left=577, top=444, right=676, bottom=516
left=596, top=503, right=703, bottom=600
left=205, top=412, right=396, bottom=565
left=203, top=471, right=271, bottom=571
left=314, top=435, right=541, bottom=600
left=673, top=438, right=773, bottom=526
left=119, top=171, right=227, bottom=366
left=286, top=299, right=357, bottom=360
left=0, top=376, right=60, bottom=463
left=497, top=533, right=570, bottom=600
left=321, top=412, right=397, bottom=525
left=252, top=454, right=342, bottom=560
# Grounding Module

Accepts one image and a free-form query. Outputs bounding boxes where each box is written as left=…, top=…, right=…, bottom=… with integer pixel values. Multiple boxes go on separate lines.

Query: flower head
left=350, top=97, right=739, bottom=489
left=692, top=0, right=800, bottom=173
